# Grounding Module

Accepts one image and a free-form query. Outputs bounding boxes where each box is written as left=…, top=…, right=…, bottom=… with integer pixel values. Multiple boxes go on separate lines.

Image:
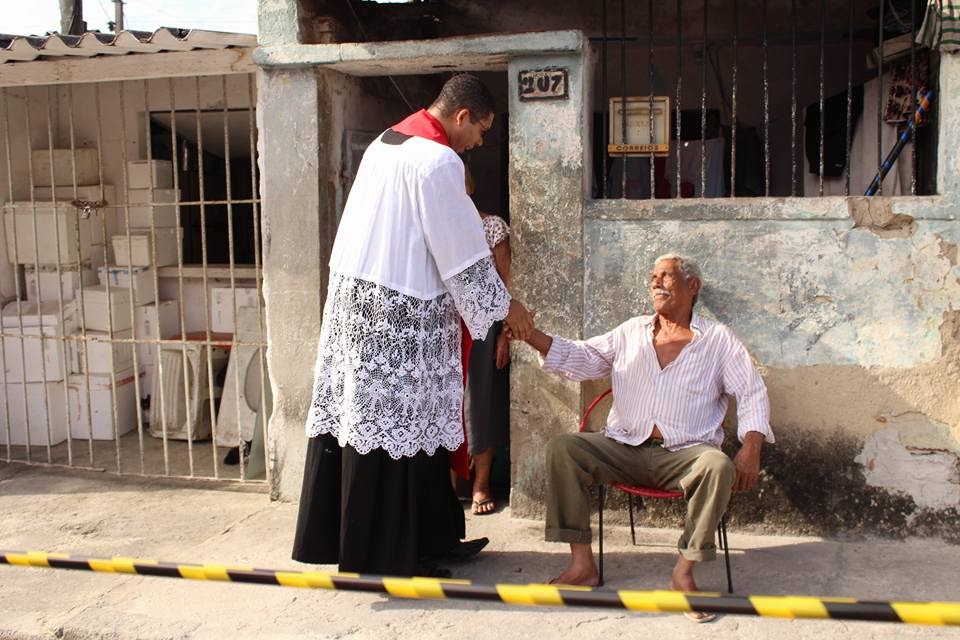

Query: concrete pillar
left=256, top=67, right=322, bottom=500
left=258, top=0, right=301, bottom=46
left=938, top=53, right=960, bottom=197
left=507, top=49, right=590, bottom=518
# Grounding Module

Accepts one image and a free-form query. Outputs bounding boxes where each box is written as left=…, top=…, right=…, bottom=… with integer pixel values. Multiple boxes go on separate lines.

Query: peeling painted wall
left=579, top=201, right=960, bottom=536
left=585, top=215, right=960, bottom=369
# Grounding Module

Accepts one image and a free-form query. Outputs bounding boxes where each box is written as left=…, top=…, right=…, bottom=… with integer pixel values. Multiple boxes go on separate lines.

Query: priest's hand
left=504, top=300, right=534, bottom=341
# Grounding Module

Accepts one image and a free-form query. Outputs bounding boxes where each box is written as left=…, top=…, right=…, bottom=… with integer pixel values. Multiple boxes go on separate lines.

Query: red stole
left=391, top=109, right=450, bottom=146
left=392, top=109, right=472, bottom=480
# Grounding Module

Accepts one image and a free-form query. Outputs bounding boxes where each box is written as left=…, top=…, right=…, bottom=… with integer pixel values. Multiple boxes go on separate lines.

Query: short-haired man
left=519, top=254, right=773, bottom=609
left=292, top=74, right=534, bottom=577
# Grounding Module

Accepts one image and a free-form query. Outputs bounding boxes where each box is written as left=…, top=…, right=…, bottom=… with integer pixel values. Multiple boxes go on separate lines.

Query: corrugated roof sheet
left=0, top=28, right=256, bottom=64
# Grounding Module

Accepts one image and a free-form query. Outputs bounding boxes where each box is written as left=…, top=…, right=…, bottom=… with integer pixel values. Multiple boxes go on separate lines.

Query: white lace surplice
left=306, top=132, right=511, bottom=459
left=307, top=257, right=509, bottom=458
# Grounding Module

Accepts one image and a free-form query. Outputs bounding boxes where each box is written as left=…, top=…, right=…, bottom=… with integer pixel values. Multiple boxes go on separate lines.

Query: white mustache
left=652, top=288, right=670, bottom=297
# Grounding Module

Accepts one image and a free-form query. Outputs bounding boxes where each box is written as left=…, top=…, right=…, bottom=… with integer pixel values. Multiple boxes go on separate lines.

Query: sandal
left=471, top=498, right=497, bottom=515
left=683, top=611, right=718, bottom=624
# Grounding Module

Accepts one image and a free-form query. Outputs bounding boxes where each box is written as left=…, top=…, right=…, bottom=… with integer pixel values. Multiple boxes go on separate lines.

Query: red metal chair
left=580, top=388, right=734, bottom=592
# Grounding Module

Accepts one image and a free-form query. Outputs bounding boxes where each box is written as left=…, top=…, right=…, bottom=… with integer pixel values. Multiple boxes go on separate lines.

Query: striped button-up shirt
left=542, top=313, right=774, bottom=451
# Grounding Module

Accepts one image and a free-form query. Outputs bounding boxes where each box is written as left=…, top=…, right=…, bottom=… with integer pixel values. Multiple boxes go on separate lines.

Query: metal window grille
left=0, top=74, right=268, bottom=484
left=595, top=0, right=935, bottom=200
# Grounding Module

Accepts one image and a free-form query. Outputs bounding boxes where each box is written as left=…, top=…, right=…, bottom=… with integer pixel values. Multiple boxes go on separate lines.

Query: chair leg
left=628, top=494, right=636, bottom=546
left=718, top=515, right=733, bottom=594
left=597, top=485, right=605, bottom=586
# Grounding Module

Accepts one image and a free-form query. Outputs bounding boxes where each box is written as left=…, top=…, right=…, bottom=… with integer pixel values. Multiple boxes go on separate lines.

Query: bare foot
left=670, top=570, right=699, bottom=592
left=548, top=542, right=601, bottom=587
left=548, top=566, right=601, bottom=587
left=671, top=556, right=717, bottom=623
left=670, top=555, right=700, bottom=592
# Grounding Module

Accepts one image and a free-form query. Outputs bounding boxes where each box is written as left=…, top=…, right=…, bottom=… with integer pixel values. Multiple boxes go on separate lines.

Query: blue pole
left=864, top=89, right=935, bottom=196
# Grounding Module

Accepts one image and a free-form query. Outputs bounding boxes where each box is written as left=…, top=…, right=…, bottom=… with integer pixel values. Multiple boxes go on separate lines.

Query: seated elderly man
left=518, top=253, right=774, bottom=602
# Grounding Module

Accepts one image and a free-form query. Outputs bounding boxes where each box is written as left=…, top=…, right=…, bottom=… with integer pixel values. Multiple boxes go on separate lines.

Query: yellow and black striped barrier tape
left=2, top=550, right=959, bottom=626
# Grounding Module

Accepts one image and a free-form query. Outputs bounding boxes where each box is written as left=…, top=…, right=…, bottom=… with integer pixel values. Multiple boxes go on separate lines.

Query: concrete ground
left=0, top=461, right=957, bottom=640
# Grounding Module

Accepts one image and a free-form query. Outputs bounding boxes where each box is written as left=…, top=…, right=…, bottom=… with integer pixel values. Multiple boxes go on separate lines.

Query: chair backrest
left=579, top=388, right=612, bottom=433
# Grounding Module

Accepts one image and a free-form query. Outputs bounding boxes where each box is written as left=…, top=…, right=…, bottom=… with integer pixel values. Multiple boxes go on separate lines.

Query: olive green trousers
left=544, top=431, right=735, bottom=562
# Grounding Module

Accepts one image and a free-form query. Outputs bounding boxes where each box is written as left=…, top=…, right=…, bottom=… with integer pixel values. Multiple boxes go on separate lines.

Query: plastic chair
left=580, top=388, right=734, bottom=592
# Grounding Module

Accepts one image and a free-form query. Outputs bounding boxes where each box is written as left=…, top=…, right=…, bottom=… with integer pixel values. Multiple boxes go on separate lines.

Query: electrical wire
left=343, top=0, right=415, bottom=112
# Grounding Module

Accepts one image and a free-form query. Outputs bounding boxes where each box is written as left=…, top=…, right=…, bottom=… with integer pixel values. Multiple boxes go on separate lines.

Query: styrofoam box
left=81, top=285, right=132, bottom=332
left=135, top=300, right=180, bottom=367
left=210, top=287, right=260, bottom=333
left=3, top=202, right=104, bottom=265
left=1, top=300, right=78, bottom=382
left=126, top=188, right=178, bottom=204
left=120, top=204, right=179, bottom=228
left=111, top=228, right=180, bottom=267
left=68, top=329, right=134, bottom=375
left=123, top=189, right=180, bottom=228
left=96, top=265, right=157, bottom=306
left=25, top=266, right=97, bottom=302
left=33, top=184, right=116, bottom=205
left=31, top=149, right=99, bottom=187
left=0, top=380, right=68, bottom=446
left=127, top=160, right=173, bottom=189
left=68, top=368, right=141, bottom=440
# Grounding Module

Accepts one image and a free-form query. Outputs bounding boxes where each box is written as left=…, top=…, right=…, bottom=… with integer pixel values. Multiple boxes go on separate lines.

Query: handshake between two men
left=498, top=299, right=536, bottom=369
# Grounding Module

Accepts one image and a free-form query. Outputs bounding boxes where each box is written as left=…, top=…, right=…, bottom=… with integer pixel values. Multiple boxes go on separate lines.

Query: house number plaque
left=518, top=68, right=569, bottom=101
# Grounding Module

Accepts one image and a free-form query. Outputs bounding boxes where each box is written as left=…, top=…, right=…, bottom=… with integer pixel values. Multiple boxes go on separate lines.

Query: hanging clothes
left=803, top=76, right=913, bottom=196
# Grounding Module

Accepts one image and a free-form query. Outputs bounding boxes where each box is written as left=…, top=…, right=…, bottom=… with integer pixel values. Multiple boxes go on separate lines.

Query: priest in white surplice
left=292, top=74, right=534, bottom=577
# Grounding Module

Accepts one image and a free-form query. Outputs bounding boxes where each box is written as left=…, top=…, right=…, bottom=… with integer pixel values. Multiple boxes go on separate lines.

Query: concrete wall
left=508, top=50, right=590, bottom=517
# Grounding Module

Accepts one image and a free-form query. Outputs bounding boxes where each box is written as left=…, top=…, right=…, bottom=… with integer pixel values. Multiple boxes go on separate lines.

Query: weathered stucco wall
left=508, top=48, right=590, bottom=518
left=257, top=67, right=323, bottom=501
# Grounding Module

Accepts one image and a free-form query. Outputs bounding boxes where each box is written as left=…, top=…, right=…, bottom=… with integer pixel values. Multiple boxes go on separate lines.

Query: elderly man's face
left=649, top=259, right=699, bottom=316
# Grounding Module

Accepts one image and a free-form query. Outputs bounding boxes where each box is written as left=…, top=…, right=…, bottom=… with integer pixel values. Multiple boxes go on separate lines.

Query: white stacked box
left=25, top=266, right=97, bottom=303
left=127, top=160, right=173, bottom=189
left=81, top=286, right=132, bottom=332
left=1, top=300, right=78, bottom=382
left=3, top=201, right=105, bottom=265
left=210, top=287, right=261, bottom=333
left=68, top=329, right=134, bottom=375
left=127, top=188, right=178, bottom=205
left=122, top=188, right=179, bottom=228
left=96, top=266, right=157, bottom=306
left=112, top=228, right=180, bottom=267
left=67, top=367, right=140, bottom=440
left=0, top=380, right=68, bottom=446
left=135, top=300, right=180, bottom=399
left=31, top=149, right=99, bottom=187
